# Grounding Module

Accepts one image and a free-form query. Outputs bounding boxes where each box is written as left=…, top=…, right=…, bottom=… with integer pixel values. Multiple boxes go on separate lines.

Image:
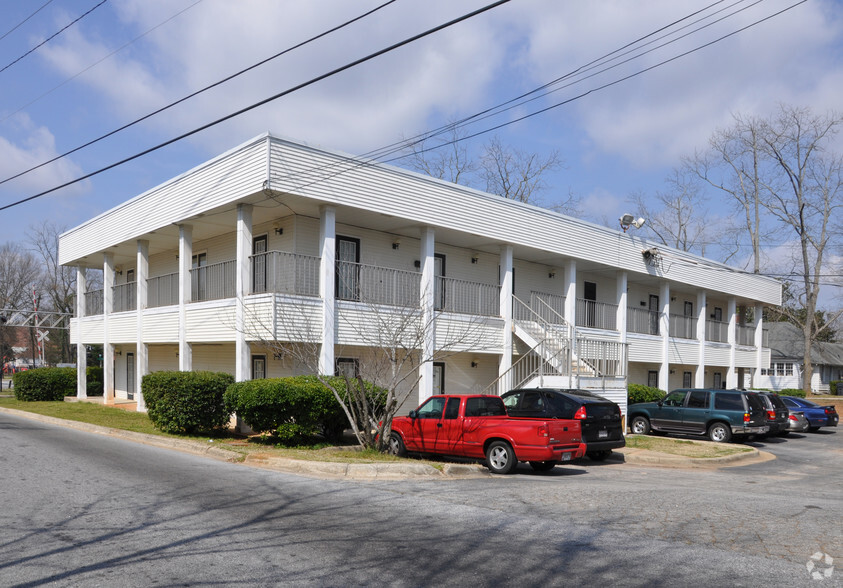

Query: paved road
left=0, top=412, right=839, bottom=587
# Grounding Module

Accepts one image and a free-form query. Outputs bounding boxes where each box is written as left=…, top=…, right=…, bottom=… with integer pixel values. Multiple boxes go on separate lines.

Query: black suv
left=753, top=391, right=790, bottom=436
left=501, top=388, right=625, bottom=461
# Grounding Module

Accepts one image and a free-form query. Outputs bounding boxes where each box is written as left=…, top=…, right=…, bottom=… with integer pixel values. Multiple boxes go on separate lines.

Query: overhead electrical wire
left=0, top=0, right=512, bottom=212
left=0, top=0, right=56, bottom=43
left=0, top=0, right=109, bottom=76
left=264, top=0, right=807, bottom=194
left=0, top=0, right=206, bottom=126
left=0, top=0, right=398, bottom=188
left=0, top=0, right=805, bottom=214
left=0, top=0, right=751, bottom=188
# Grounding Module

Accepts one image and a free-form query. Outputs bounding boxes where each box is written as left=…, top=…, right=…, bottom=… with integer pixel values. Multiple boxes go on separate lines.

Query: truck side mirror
left=408, top=410, right=418, bottom=419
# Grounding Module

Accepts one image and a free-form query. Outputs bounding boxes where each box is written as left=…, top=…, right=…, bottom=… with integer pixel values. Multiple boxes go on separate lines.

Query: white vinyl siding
left=60, top=140, right=267, bottom=266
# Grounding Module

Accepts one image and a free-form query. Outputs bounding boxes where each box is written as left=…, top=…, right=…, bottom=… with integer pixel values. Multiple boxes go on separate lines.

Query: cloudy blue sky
left=1, top=0, right=841, bottom=300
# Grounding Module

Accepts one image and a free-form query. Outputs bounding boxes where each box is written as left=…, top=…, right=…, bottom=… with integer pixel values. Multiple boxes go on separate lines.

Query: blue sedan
left=780, top=396, right=839, bottom=432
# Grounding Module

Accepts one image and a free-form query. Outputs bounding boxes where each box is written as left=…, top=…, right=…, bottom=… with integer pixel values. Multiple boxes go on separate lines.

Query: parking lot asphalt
left=0, top=406, right=774, bottom=479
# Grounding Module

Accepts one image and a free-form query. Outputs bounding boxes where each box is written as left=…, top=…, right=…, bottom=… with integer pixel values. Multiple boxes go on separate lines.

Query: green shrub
left=84, top=366, right=104, bottom=396
left=13, top=367, right=77, bottom=401
left=830, top=381, right=842, bottom=396
left=628, top=383, right=665, bottom=404
left=778, top=388, right=806, bottom=398
left=224, top=375, right=385, bottom=443
left=142, top=371, right=234, bottom=434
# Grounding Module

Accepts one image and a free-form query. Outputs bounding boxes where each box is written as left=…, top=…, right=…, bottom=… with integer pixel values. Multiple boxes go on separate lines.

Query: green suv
left=628, top=388, right=769, bottom=443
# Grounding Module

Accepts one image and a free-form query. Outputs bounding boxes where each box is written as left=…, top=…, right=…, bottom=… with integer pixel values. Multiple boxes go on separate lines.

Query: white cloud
left=0, top=114, right=85, bottom=195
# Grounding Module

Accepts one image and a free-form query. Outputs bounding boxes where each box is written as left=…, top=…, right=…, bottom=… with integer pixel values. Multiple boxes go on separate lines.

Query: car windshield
left=798, top=398, right=818, bottom=407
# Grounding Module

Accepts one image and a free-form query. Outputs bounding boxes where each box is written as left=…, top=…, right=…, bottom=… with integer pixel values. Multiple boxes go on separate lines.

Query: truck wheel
left=529, top=460, right=556, bottom=472
left=486, top=441, right=517, bottom=474
left=707, top=422, right=732, bottom=443
left=387, top=433, right=407, bottom=457
left=630, top=416, right=651, bottom=435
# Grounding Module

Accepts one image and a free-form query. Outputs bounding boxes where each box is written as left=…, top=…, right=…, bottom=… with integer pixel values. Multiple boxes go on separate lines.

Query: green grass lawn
left=0, top=397, right=412, bottom=464
left=0, top=396, right=752, bottom=463
left=625, top=434, right=753, bottom=458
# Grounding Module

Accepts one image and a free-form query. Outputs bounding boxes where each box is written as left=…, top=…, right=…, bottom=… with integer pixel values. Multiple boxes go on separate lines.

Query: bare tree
left=757, top=105, right=843, bottom=393
left=628, top=170, right=711, bottom=255
left=241, top=267, right=491, bottom=450
left=0, top=242, right=41, bottom=366
left=28, top=221, right=77, bottom=362
left=689, top=112, right=774, bottom=274
left=404, top=126, right=477, bottom=185
left=404, top=132, right=580, bottom=216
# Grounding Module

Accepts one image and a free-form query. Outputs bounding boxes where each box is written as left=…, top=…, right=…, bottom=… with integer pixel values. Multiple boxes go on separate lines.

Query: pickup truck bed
left=387, top=394, right=585, bottom=474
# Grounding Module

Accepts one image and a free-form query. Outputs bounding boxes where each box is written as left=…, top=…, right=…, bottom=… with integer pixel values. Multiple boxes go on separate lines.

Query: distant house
left=755, top=322, right=843, bottom=394
left=58, top=134, right=782, bottom=413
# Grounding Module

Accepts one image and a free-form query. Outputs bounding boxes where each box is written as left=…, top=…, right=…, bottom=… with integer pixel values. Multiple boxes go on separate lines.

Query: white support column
left=178, top=224, right=193, bottom=371
left=659, top=282, right=670, bottom=391
left=616, top=271, right=628, bottom=344
left=103, top=252, right=114, bottom=404
left=695, top=290, right=707, bottom=388
left=419, top=227, right=435, bottom=403
left=563, top=261, right=577, bottom=328
left=235, top=204, right=253, bottom=382
left=75, top=267, right=87, bottom=399
left=753, top=304, right=764, bottom=387
left=136, top=240, right=149, bottom=411
left=727, top=297, right=737, bottom=388
left=318, top=206, right=336, bottom=375
left=499, top=245, right=513, bottom=392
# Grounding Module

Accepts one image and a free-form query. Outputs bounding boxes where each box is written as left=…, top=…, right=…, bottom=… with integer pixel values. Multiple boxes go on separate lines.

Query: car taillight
left=573, top=406, right=587, bottom=420
left=537, top=424, right=548, bottom=437
left=788, top=414, right=798, bottom=421
left=825, top=408, right=835, bottom=415
left=744, top=413, right=751, bottom=423
left=767, top=410, right=776, bottom=420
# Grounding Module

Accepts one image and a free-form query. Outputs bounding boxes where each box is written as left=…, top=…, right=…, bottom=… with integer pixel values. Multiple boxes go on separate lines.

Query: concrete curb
left=0, top=406, right=492, bottom=479
left=618, top=443, right=775, bottom=468
left=0, top=406, right=770, bottom=477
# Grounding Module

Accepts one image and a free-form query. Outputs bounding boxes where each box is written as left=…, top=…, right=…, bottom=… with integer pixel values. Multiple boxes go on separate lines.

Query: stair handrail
left=512, top=295, right=574, bottom=339
left=482, top=340, right=568, bottom=396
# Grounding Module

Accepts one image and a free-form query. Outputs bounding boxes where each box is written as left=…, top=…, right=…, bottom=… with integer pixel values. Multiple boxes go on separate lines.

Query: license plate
left=598, top=429, right=608, bottom=439
left=561, top=452, right=572, bottom=461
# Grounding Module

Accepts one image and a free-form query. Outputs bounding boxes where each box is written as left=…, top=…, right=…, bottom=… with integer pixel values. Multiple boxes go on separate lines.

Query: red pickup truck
left=386, top=394, right=586, bottom=474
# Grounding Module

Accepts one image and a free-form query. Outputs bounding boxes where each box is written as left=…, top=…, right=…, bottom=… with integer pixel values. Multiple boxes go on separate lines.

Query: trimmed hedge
left=778, top=388, right=806, bottom=398
left=143, top=371, right=234, bottom=434
left=13, top=367, right=76, bottom=401
left=224, top=375, right=385, bottom=444
left=86, top=366, right=104, bottom=396
left=628, top=383, right=665, bottom=404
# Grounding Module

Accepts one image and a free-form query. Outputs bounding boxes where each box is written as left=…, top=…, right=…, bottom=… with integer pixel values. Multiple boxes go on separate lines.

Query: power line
left=0, top=0, right=398, bottom=188
left=270, top=0, right=805, bottom=196
left=0, top=0, right=109, bottom=76
left=0, top=0, right=206, bottom=126
left=0, top=0, right=512, bottom=212
left=267, top=0, right=773, bottom=191
left=0, top=0, right=56, bottom=43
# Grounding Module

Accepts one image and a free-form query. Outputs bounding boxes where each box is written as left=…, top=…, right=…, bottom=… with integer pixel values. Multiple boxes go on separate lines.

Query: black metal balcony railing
left=148, top=272, right=179, bottom=308
left=112, top=282, right=136, bottom=313
left=576, top=299, right=617, bottom=330
left=252, top=251, right=320, bottom=297
left=191, top=260, right=236, bottom=302
left=627, top=306, right=660, bottom=335
left=84, top=289, right=103, bottom=316
left=669, top=313, right=695, bottom=339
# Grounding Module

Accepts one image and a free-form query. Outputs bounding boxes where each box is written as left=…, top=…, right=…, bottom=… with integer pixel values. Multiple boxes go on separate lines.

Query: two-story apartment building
left=59, top=134, right=782, bottom=418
